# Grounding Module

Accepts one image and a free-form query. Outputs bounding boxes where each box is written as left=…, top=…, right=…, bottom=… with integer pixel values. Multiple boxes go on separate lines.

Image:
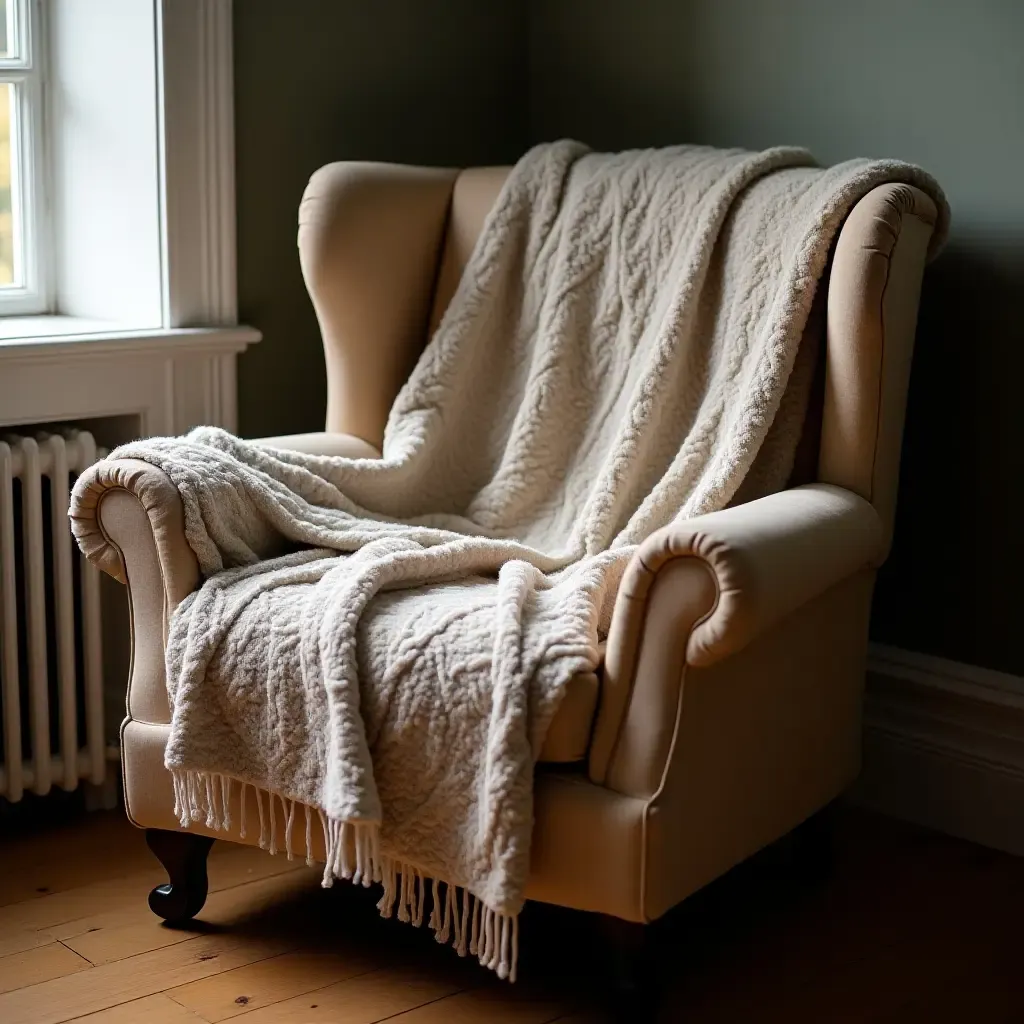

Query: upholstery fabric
left=591, top=483, right=884, bottom=787
left=299, top=163, right=458, bottom=447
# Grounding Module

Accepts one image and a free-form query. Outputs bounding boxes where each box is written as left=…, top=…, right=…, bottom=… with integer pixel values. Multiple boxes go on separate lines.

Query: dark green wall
left=233, top=0, right=528, bottom=438
left=530, top=0, right=1024, bottom=674
left=234, top=0, right=1023, bottom=673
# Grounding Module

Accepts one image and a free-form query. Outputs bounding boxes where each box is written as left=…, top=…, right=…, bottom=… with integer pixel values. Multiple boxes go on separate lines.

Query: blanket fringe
left=170, top=769, right=518, bottom=981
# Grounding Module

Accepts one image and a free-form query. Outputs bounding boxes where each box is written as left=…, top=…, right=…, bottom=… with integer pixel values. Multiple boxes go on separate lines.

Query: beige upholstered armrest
left=252, top=431, right=381, bottom=459
left=71, top=431, right=380, bottom=593
left=71, top=459, right=200, bottom=603
left=70, top=431, right=381, bottom=725
left=589, top=484, right=885, bottom=785
left=69, top=459, right=200, bottom=725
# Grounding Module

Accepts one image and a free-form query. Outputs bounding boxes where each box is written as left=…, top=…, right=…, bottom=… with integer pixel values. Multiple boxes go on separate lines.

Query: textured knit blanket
left=71, top=141, right=946, bottom=981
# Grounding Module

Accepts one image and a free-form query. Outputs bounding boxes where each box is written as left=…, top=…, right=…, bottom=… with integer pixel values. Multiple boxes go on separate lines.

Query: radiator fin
left=0, top=429, right=108, bottom=802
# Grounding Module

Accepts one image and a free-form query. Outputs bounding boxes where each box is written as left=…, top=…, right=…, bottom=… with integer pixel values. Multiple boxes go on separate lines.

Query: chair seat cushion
left=539, top=670, right=598, bottom=763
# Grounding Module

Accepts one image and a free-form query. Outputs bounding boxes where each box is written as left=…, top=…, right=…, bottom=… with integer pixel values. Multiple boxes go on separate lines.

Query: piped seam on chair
left=602, top=554, right=720, bottom=791
left=118, top=716, right=142, bottom=829
left=867, top=207, right=934, bottom=544
left=636, top=560, right=721, bottom=923
left=96, top=488, right=144, bottom=726
left=638, top=662, right=691, bottom=925
left=866, top=214, right=897, bottom=513
left=96, top=486, right=177, bottom=727
left=96, top=484, right=175, bottom=633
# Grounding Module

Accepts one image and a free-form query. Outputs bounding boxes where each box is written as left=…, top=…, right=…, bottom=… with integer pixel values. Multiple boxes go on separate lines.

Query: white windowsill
left=0, top=315, right=127, bottom=339
left=0, top=318, right=261, bottom=361
left=0, top=319, right=258, bottom=434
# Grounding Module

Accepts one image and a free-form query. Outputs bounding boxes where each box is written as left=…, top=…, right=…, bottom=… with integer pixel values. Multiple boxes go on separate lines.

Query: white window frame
left=0, top=0, right=243, bottom=331
left=157, top=0, right=238, bottom=327
left=0, top=0, right=257, bottom=440
left=0, top=0, right=48, bottom=315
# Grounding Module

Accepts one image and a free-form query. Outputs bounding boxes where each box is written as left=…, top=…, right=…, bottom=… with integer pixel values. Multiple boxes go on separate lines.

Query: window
left=0, top=0, right=254, bottom=441
left=0, top=0, right=45, bottom=314
left=0, top=0, right=250, bottom=353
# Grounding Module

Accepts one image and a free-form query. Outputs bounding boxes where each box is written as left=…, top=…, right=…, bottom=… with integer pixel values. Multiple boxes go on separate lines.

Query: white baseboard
left=851, top=642, right=1024, bottom=855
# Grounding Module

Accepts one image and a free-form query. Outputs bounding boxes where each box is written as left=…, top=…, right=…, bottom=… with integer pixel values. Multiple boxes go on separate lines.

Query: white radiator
left=0, top=429, right=106, bottom=803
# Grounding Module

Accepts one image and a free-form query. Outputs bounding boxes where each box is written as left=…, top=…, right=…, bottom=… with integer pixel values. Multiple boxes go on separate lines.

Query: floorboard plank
left=0, top=813, right=146, bottom=908
left=228, top=968, right=462, bottom=1024
left=0, top=941, right=92, bottom=995
left=4, top=805, right=1024, bottom=1023
left=62, top=868, right=321, bottom=966
left=0, top=842, right=304, bottom=959
left=383, top=986, right=569, bottom=1023
left=0, top=933, right=289, bottom=1024
left=65, top=993, right=208, bottom=1023
left=167, top=949, right=379, bottom=1021
left=0, top=924, right=56, bottom=961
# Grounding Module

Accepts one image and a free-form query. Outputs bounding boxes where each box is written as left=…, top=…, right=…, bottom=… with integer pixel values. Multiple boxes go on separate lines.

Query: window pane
left=0, top=0, right=11, bottom=59
left=0, top=83, right=14, bottom=286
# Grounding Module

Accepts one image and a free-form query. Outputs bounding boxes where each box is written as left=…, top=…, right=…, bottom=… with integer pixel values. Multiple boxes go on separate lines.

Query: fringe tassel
left=285, top=799, right=296, bottom=860
left=267, top=792, right=278, bottom=856
left=304, top=804, right=313, bottom=867
left=167, top=769, right=519, bottom=982
left=470, top=895, right=481, bottom=956
left=438, top=881, right=453, bottom=945
left=397, top=867, right=411, bottom=923
left=429, top=878, right=441, bottom=933
left=220, top=775, right=232, bottom=830
left=317, top=809, right=332, bottom=888
left=457, top=886, right=471, bottom=957
left=256, top=788, right=267, bottom=849
left=413, top=872, right=425, bottom=928
left=377, top=858, right=397, bottom=919
left=203, top=775, right=215, bottom=828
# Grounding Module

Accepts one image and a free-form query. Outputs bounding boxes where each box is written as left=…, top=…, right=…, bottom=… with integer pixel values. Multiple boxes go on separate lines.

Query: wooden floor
left=1, top=805, right=1022, bottom=1023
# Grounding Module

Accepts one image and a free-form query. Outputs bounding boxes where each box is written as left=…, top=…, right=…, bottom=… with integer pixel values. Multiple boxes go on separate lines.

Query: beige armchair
left=72, top=162, right=938, bottom=970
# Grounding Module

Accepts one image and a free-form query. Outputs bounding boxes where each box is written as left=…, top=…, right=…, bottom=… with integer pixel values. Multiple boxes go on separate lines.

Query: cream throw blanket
left=72, top=141, right=946, bottom=980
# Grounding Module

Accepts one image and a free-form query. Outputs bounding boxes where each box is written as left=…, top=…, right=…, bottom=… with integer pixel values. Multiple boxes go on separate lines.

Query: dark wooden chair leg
left=145, top=829, right=215, bottom=924
left=599, top=916, right=659, bottom=1021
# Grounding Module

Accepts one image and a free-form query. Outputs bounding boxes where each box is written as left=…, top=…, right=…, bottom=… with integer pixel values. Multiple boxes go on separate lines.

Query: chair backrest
left=299, top=162, right=938, bottom=551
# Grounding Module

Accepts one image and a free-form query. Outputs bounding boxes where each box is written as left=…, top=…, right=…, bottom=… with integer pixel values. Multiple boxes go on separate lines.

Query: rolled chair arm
left=70, top=458, right=199, bottom=604
left=69, top=431, right=381, bottom=726
left=70, top=430, right=379, bottom=593
left=590, top=483, right=885, bottom=785
left=71, top=458, right=201, bottom=727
